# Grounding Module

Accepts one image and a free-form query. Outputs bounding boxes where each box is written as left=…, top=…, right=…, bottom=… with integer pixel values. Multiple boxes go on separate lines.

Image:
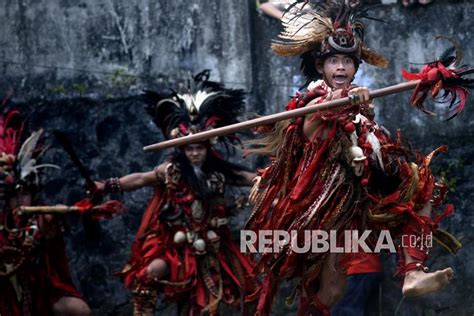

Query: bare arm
left=95, top=163, right=168, bottom=193
left=259, top=2, right=285, bottom=20
left=118, top=170, right=160, bottom=191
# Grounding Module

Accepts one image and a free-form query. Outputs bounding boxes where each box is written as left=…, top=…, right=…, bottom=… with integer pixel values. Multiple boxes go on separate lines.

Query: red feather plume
left=402, top=38, right=474, bottom=120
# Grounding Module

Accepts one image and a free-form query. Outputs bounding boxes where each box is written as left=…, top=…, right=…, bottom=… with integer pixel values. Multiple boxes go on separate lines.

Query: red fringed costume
left=246, top=1, right=467, bottom=314
left=247, top=80, right=457, bottom=315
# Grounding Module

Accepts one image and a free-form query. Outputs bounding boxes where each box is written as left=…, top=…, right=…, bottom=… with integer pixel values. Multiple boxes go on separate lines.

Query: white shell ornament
left=193, top=239, right=206, bottom=253
left=207, top=230, right=219, bottom=241
left=348, top=146, right=367, bottom=177
left=173, top=231, right=186, bottom=244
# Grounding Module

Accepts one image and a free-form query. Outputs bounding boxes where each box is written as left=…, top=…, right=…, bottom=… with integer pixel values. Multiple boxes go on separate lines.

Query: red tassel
left=74, top=199, right=93, bottom=213
left=434, top=204, right=455, bottom=225
left=96, top=200, right=126, bottom=215
left=402, top=61, right=473, bottom=120
left=74, top=198, right=125, bottom=219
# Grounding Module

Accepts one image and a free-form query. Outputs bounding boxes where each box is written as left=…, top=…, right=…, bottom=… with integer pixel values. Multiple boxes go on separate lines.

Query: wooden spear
left=18, top=205, right=112, bottom=215
left=143, top=80, right=420, bottom=153
left=18, top=205, right=100, bottom=215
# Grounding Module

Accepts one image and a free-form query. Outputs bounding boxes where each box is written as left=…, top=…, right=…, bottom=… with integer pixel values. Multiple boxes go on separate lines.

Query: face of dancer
left=184, top=143, right=208, bottom=166
left=316, top=54, right=356, bottom=90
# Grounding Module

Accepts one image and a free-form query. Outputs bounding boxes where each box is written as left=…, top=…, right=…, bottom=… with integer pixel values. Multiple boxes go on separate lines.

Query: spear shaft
left=143, top=80, right=420, bottom=153
left=18, top=205, right=104, bottom=215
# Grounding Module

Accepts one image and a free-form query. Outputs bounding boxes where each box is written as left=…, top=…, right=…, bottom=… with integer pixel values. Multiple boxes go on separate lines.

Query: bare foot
left=402, top=268, right=454, bottom=297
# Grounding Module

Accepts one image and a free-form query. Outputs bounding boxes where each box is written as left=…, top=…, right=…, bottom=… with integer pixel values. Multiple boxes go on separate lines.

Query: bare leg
left=317, top=253, right=347, bottom=307
left=53, top=297, right=91, bottom=316
left=132, top=259, right=169, bottom=316
left=402, top=202, right=454, bottom=297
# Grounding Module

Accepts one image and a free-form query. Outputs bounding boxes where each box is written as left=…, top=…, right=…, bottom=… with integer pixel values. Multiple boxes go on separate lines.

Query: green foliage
left=107, top=69, right=137, bottom=88
left=437, top=159, right=464, bottom=193
left=72, top=83, right=87, bottom=96
left=47, top=84, right=66, bottom=94
left=47, top=83, right=88, bottom=96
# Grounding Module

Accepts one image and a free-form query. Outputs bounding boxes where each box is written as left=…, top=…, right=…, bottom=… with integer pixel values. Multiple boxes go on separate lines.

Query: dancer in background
left=0, top=109, right=91, bottom=316
left=96, top=71, right=259, bottom=316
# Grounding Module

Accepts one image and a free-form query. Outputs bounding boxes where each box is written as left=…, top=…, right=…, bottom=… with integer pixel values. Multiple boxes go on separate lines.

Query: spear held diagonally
left=143, top=80, right=420, bottom=153
left=143, top=42, right=474, bottom=153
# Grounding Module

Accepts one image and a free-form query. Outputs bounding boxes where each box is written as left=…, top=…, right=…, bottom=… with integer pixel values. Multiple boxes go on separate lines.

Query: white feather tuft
left=17, top=129, right=43, bottom=178
left=178, top=90, right=217, bottom=113
left=367, top=132, right=384, bottom=172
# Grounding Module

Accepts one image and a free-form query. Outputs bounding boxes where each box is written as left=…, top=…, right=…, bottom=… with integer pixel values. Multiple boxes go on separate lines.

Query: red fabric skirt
left=120, top=188, right=259, bottom=313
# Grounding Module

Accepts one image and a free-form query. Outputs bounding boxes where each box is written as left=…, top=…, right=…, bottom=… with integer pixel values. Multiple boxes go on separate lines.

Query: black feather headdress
left=143, top=70, right=245, bottom=147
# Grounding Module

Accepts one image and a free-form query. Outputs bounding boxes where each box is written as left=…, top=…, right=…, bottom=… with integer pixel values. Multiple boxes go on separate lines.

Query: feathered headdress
left=143, top=70, right=245, bottom=147
left=272, top=0, right=388, bottom=68
left=0, top=110, right=59, bottom=194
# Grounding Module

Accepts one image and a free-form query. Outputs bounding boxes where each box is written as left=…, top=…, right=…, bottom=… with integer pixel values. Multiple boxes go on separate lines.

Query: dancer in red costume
left=96, top=70, right=259, bottom=315
left=0, top=110, right=91, bottom=316
left=247, top=1, right=465, bottom=315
